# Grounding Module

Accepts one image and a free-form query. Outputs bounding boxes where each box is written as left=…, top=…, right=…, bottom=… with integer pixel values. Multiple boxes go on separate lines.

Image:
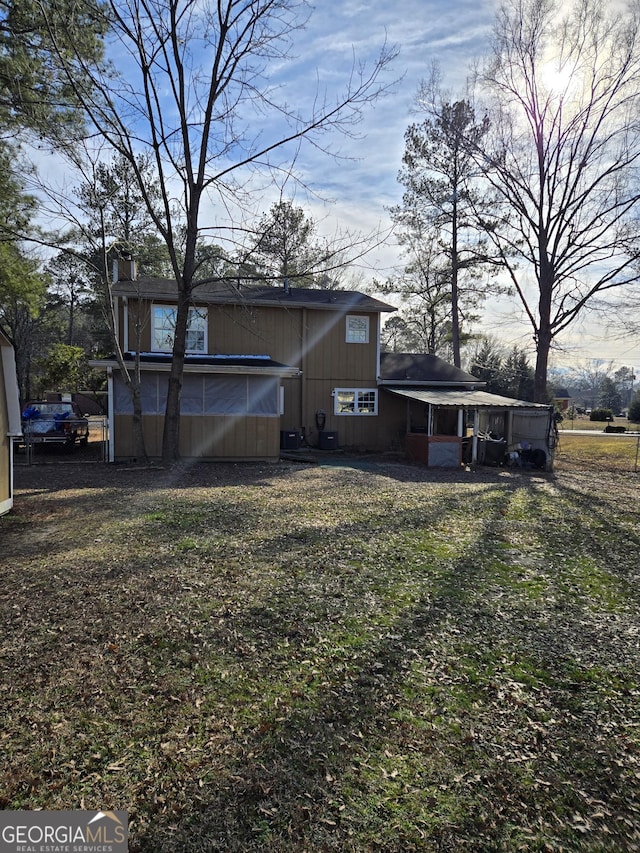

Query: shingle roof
left=380, top=352, right=481, bottom=385
left=112, top=279, right=395, bottom=313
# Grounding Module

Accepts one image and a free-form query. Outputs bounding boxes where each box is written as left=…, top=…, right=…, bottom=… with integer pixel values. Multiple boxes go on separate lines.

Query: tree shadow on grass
left=3, top=466, right=638, bottom=851
left=134, top=477, right=640, bottom=853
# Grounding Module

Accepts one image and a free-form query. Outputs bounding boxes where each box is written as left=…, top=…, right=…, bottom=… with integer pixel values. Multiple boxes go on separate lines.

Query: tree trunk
left=450, top=188, right=461, bottom=367
left=161, top=290, right=190, bottom=464
left=534, top=331, right=551, bottom=403
left=534, top=231, right=554, bottom=403
left=129, top=380, right=148, bottom=462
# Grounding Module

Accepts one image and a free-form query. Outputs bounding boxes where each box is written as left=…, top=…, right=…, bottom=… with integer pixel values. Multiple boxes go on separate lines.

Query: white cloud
left=23, top=0, right=639, bottom=369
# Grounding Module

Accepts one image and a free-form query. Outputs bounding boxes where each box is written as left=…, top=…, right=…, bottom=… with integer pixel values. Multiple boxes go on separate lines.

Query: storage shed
left=0, top=330, right=22, bottom=514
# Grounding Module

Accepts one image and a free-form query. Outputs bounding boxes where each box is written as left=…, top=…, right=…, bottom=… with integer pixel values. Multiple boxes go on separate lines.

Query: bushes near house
left=628, top=390, right=640, bottom=423
left=589, top=407, right=614, bottom=421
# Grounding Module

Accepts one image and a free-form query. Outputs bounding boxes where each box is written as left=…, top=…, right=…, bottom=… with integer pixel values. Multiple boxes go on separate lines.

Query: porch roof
left=385, top=387, right=552, bottom=410
left=92, top=352, right=301, bottom=377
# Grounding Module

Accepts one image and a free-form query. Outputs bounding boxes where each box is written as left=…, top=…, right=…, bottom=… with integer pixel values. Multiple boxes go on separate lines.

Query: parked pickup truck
left=21, top=401, right=90, bottom=447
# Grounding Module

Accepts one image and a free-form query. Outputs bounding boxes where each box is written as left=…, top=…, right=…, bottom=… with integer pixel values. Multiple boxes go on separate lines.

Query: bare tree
left=567, top=359, right=615, bottom=411
left=36, top=150, right=168, bottom=461
left=476, top=0, right=640, bottom=401
left=42, top=0, right=396, bottom=462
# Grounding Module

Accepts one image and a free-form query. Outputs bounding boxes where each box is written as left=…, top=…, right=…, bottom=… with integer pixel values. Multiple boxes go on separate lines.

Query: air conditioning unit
left=280, top=430, right=300, bottom=450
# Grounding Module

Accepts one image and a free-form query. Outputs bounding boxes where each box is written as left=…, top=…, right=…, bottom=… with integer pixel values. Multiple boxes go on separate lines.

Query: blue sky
left=259, top=0, right=496, bottom=266
left=271, top=1, right=639, bottom=375
left=33, top=0, right=640, bottom=376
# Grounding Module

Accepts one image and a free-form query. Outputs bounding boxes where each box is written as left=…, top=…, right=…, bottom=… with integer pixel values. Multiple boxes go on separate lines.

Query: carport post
left=472, top=408, right=479, bottom=464
left=107, top=367, right=115, bottom=463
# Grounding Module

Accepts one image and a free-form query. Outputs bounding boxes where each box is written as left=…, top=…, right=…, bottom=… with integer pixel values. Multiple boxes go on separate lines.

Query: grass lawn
left=558, top=415, right=636, bottom=432
left=556, top=430, right=640, bottom=473
left=1, top=450, right=639, bottom=852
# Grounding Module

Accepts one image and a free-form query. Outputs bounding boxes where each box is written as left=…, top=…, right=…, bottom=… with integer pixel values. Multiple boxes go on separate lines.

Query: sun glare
left=539, top=58, right=577, bottom=98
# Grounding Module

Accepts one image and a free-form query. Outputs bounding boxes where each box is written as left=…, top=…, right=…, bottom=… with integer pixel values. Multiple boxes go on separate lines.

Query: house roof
left=380, top=352, right=482, bottom=386
left=112, top=278, right=395, bottom=314
left=92, top=352, right=300, bottom=377
left=385, top=387, right=552, bottom=410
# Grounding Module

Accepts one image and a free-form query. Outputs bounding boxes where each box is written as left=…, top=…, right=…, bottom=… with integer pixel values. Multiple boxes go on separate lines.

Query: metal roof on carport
left=384, top=388, right=552, bottom=410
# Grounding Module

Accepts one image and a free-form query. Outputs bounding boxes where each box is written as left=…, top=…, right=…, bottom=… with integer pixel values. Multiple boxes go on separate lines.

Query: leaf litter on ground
left=1, top=453, right=639, bottom=851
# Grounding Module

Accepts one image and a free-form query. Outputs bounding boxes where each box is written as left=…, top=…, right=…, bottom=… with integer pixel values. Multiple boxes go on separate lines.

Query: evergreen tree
left=393, top=95, right=495, bottom=365
left=250, top=201, right=325, bottom=289
left=598, top=377, right=623, bottom=415
left=468, top=338, right=504, bottom=394
left=0, top=0, right=106, bottom=136
left=628, top=389, right=640, bottom=423
left=502, top=346, right=535, bottom=401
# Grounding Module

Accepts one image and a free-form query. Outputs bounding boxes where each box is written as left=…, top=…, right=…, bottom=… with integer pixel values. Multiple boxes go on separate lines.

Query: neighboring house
left=553, top=387, right=572, bottom=412
left=0, top=330, right=22, bottom=515
left=92, top=264, right=555, bottom=468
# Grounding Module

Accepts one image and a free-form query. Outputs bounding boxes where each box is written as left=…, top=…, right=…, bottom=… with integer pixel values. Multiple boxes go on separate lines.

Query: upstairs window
left=152, top=305, right=207, bottom=353
left=345, top=314, right=369, bottom=344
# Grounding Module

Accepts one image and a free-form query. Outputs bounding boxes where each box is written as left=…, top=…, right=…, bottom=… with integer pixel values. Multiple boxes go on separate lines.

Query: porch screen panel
left=140, top=375, right=159, bottom=413
left=204, top=376, right=247, bottom=414
left=113, top=375, right=133, bottom=414
left=139, top=374, right=169, bottom=414
left=180, top=375, right=204, bottom=414
left=512, top=411, right=550, bottom=443
left=114, top=373, right=167, bottom=414
left=247, top=376, right=279, bottom=414
left=157, top=375, right=169, bottom=412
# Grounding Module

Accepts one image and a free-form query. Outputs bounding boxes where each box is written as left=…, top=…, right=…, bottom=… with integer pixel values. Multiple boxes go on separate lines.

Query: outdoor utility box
left=478, top=437, right=506, bottom=466
left=319, top=430, right=338, bottom=450
left=280, top=430, right=300, bottom=450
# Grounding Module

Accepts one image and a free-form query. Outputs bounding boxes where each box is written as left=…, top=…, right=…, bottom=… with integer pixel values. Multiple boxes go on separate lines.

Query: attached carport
left=384, top=387, right=556, bottom=469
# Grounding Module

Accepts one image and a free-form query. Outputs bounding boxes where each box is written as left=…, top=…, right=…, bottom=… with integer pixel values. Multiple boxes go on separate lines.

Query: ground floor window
left=334, top=388, right=378, bottom=415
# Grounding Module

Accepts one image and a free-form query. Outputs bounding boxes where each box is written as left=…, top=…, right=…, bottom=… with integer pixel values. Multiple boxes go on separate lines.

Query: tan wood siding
left=209, top=305, right=304, bottom=364
left=122, top=299, right=152, bottom=352
left=114, top=413, right=280, bottom=460
left=116, top=297, right=390, bottom=454
left=303, top=312, right=375, bottom=381
left=120, top=300, right=378, bottom=379
left=281, top=377, right=302, bottom=431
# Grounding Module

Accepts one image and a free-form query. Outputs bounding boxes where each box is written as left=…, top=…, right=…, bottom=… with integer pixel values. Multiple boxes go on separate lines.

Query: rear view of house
left=93, top=270, right=396, bottom=461
left=92, top=262, right=555, bottom=468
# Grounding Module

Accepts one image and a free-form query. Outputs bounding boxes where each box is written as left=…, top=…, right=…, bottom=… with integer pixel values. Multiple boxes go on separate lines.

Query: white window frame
left=152, top=305, right=208, bottom=353
left=345, top=314, right=369, bottom=344
left=334, top=388, right=378, bottom=416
